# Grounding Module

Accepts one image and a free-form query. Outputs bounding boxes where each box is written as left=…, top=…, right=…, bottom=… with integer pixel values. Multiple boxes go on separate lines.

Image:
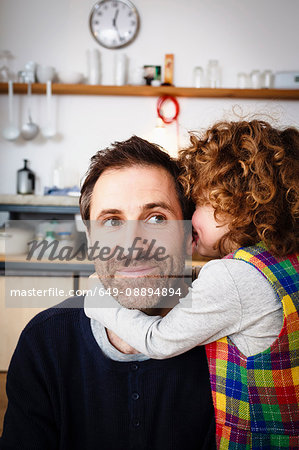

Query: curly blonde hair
left=179, top=120, right=299, bottom=257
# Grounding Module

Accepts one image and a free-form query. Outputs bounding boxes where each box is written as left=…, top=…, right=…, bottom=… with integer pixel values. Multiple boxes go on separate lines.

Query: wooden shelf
left=1, top=82, right=299, bottom=99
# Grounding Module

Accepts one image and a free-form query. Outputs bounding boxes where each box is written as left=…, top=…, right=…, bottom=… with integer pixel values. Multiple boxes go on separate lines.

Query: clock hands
left=112, top=9, right=123, bottom=42
left=112, top=8, right=119, bottom=27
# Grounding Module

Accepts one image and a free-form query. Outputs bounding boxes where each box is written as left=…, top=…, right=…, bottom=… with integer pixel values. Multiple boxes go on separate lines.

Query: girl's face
left=192, top=204, right=229, bottom=257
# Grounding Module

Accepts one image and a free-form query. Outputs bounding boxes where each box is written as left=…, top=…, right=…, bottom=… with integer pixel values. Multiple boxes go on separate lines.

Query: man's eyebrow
left=95, top=209, right=122, bottom=220
left=142, top=202, right=177, bottom=215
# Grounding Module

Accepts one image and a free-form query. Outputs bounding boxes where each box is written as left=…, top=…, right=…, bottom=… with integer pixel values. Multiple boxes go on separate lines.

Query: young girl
left=85, top=120, right=299, bottom=449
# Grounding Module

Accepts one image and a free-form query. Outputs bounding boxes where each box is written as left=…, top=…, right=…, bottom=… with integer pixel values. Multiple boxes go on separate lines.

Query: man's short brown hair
left=80, top=136, right=194, bottom=228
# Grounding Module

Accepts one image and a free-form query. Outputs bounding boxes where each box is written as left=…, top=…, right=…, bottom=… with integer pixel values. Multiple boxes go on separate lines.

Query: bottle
left=43, top=230, right=56, bottom=258
left=206, top=60, right=221, bottom=88
left=52, top=164, right=64, bottom=189
left=17, top=159, right=35, bottom=195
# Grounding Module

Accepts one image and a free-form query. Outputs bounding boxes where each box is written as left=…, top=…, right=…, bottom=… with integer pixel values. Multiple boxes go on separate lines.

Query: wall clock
left=89, top=0, right=140, bottom=49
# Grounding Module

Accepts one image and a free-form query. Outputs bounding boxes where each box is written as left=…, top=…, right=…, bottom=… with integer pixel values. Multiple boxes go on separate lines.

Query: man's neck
left=106, top=307, right=169, bottom=354
left=106, top=280, right=188, bottom=354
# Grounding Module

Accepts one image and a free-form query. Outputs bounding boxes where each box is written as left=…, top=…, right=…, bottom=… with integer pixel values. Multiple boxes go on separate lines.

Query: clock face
left=89, top=0, right=140, bottom=49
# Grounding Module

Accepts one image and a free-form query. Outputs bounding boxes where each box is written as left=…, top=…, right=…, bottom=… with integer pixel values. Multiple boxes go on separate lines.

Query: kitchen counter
left=0, top=194, right=80, bottom=216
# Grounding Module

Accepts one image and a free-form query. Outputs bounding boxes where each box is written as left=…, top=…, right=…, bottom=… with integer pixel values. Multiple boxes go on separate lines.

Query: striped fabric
left=205, top=242, right=299, bottom=449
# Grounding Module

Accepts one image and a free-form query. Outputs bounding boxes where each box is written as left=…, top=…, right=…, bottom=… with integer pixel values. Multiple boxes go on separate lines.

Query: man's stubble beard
left=93, top=255, right=186, bottom=311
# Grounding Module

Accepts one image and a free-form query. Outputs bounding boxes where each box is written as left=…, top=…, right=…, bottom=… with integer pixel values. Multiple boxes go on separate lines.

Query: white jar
left=250, top=70, right=261, bottom=89
left=114, top=53, right=127, bottom=86
left=237, top=72, right=250, bottom=89
left=193, top=66, right=204, bottom=88
left=87, top=49, right=101, bottom=85
left=206, top=60, right=221, bottom=88
left=261, top=70, right=273, bottom=88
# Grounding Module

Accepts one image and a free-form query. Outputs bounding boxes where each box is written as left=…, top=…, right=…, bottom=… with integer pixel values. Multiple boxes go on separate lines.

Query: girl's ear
left=185, top=231, right=193, bottom=256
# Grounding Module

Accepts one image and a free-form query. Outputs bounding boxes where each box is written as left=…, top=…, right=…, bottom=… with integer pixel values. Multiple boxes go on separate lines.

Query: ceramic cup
left=36, top=65, right=56, bottom=83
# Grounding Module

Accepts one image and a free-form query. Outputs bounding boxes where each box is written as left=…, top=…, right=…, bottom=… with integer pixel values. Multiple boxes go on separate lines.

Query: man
left=0, top=136, right=216, bottom=449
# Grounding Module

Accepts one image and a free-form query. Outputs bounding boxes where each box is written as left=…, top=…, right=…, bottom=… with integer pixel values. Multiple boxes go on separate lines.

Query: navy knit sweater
left=0, top=296, right=216, bottom=450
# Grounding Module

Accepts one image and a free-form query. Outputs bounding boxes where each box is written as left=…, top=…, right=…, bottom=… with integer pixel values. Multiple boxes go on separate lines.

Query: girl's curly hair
left=179, top=120, right=299, bottom=257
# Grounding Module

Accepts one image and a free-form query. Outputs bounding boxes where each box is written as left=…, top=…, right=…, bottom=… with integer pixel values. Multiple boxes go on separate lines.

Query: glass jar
left=237, top=72, right=250, bottom=89
left=250, top=70, right=261, bottom=89
left=206, top=60, right=221, bottom=88
left=0, top=50, right=15, bottom=81
left=261, top=70, right=273, bottom=88
left=193, top=66, right=204, bottom=88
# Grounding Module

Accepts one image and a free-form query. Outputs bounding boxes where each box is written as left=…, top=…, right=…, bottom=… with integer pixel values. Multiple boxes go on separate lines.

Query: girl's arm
left=85, top=260, right=242, bottom=358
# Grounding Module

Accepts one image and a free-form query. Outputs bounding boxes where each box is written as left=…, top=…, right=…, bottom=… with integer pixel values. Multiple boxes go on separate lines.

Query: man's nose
left=121, top=221, right=145, bottom=257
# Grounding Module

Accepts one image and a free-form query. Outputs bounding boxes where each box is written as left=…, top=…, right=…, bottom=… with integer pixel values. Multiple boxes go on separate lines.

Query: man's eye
left=146, top=215, right=166, bottom=225
left=103, top=218, right=123, bottom=227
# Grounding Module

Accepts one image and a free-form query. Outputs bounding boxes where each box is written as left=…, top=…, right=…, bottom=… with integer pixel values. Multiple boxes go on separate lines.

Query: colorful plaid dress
left=205, top=242, right=299, bottom=449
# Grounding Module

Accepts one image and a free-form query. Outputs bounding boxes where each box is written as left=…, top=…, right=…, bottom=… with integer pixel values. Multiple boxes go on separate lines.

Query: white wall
left=1, top=0, right=299, bottom=194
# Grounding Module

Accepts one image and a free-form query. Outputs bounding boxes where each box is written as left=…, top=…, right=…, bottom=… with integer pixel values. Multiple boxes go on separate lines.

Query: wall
left=1, top=0, right=299, bottom=194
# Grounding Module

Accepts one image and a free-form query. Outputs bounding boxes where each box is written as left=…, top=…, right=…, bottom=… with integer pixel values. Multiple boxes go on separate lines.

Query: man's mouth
left=115, top=265, right=159, bottom=278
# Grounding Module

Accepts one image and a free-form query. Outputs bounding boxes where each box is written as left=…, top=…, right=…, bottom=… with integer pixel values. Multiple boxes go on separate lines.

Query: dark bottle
left=17, top=159, right=35, bottom=194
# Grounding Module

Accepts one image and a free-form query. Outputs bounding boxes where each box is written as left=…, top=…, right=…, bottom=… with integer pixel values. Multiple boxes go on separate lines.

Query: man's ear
left=85, top=230, right=92, bottom=248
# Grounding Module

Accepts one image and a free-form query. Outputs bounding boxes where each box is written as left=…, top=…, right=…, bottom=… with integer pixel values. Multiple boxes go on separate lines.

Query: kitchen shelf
left=1, top=82, right=299, bottom=99
left=0, top=203, right=79, bottom=214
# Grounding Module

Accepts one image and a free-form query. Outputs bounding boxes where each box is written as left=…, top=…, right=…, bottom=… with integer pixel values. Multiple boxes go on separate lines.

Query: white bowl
left=0, top=228, right=34, bottom=255
left=36, top=65, right=56, bottom=83
left=57, top=71, right=84, bottom=84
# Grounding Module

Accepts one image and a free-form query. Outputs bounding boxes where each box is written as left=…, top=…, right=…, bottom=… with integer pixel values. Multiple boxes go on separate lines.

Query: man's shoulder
left=23, top=295, right=85, bottom=334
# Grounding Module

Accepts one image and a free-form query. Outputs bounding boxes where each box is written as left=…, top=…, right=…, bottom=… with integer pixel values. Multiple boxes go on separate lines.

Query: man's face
left=89, top=165, right=187, bottom=310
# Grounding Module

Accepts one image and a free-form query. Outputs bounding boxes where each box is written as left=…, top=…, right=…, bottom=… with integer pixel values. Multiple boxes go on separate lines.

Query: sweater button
left=132, top=419, right=140, bottom=427
left=131, top=363, right=139, bottom=371
left=132, top=392, right=140, bottom=400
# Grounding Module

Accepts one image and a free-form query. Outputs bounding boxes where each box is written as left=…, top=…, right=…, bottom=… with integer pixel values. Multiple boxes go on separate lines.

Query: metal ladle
left=2, top=80, right=20, bottom=141
left=21, top=82, right=39, bottom=140
left=42, top=81, right=56, bottom=138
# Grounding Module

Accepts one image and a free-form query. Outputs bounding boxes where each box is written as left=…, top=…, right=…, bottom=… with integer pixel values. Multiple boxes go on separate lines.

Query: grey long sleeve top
left=85, top=259, right=283, bottom=358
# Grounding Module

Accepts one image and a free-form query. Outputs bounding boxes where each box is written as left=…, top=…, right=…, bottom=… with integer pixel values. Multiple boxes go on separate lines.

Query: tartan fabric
left=205, top=242, right=299, bottom=449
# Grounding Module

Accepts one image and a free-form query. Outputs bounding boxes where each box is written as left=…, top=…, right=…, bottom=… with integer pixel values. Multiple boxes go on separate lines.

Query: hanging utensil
left=42, top=80, right=56, bottom=138
left=20, top=82, right=39, bottom=140
left=2, top=80, right=20, bottom=141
